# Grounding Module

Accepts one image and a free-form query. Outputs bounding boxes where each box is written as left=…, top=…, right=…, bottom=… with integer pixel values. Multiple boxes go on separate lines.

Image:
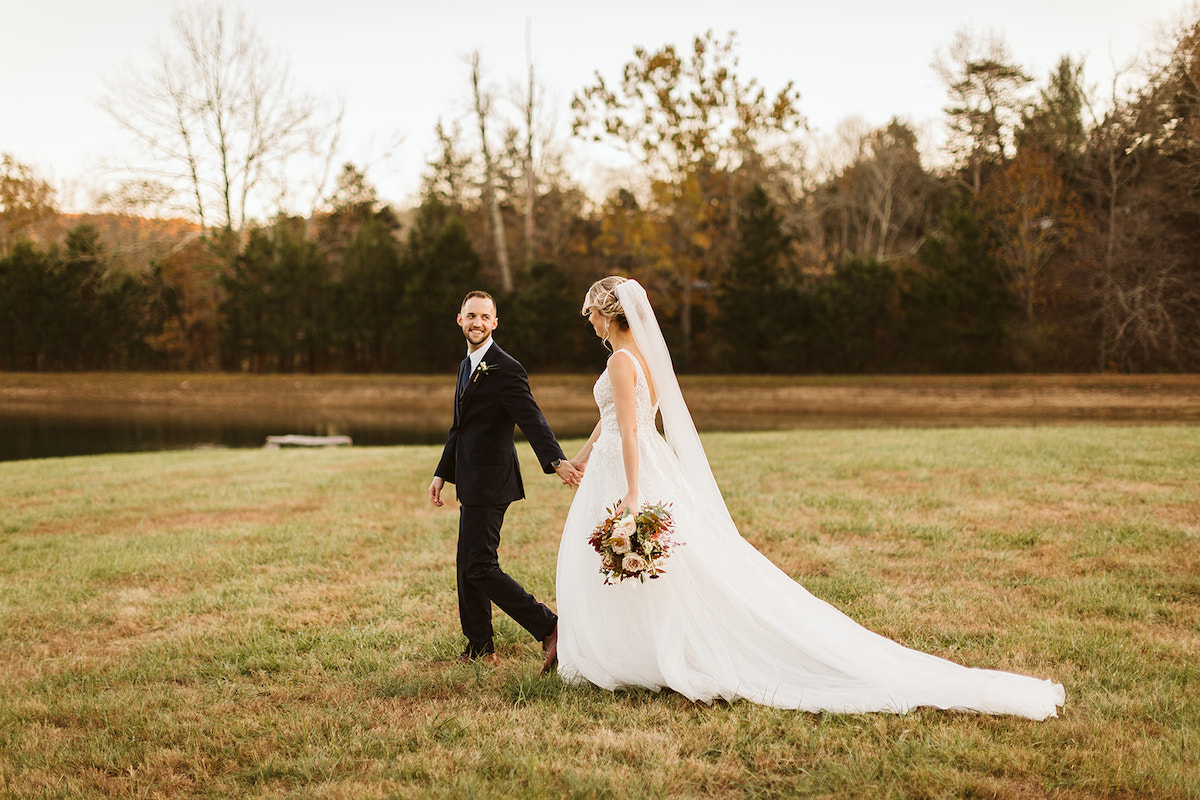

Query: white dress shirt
left=467, top=337, right=495, bottom=374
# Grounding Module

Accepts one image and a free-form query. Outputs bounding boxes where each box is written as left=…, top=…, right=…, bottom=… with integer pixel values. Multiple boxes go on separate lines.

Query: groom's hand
left=429, top=477, right=445, bottom=507
left=554, top=460, right=582, bottom=487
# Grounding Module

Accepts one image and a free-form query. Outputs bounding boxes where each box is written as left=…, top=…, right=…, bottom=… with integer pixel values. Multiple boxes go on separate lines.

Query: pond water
left=0, top=404, right=604, bottom=462
left=6, top=394, right=1171, bottom=462
left=6, top=375, right=1195, bottom=462
left=0, top=403, right=840, bottom=462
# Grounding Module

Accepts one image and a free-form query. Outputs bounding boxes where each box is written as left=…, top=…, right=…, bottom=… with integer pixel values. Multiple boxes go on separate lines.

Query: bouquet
left=588, top=501, right=678, bottom=584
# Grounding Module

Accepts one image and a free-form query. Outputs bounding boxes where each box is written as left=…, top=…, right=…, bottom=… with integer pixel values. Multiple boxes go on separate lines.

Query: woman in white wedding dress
left=554, top=276, right=1065, bottom=719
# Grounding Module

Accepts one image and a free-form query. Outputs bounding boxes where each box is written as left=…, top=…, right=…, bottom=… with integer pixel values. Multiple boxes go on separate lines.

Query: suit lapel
left=455, top=357, right=471, bottom=413
left=459, top=343, right=503, bottom=413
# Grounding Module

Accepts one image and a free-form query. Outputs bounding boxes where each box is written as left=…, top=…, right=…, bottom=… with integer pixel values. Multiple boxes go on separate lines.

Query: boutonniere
left=473, top=361, right=497, bottom=382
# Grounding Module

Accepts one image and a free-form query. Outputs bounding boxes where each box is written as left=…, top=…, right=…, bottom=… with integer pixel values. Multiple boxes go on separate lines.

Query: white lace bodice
left=593, top=349, right=658, bottom=447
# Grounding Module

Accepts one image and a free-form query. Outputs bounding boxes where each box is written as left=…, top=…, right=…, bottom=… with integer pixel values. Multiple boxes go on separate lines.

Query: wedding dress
left=554, top=282, right=1064, bottom=719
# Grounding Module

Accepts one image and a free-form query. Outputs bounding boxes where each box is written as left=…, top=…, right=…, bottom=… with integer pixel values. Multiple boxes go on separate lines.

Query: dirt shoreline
left=3, top=373, right=1199, bottom=428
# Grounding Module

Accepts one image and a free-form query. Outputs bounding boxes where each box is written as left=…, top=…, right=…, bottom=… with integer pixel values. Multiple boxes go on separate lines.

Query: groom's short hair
left=461, top=290, right=496, bottom=314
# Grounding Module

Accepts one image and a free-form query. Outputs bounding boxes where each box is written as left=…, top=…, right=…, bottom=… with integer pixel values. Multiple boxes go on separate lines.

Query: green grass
left=1, top=426, right=1198, bottom=798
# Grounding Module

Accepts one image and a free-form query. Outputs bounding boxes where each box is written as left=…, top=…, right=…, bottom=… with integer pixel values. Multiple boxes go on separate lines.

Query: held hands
left=555, top=459, right=583, bottom=487
left=431, top=462, right=579, bottom=504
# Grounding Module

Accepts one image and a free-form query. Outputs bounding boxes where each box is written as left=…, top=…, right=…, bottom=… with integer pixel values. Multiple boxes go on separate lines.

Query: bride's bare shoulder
left=606, top=348, right=657, bottom=402
left=607, top=347, right=645, bottom=367
left=606, top=350, right=635, bottom=372
left=606, top=350, right=638, bottom=385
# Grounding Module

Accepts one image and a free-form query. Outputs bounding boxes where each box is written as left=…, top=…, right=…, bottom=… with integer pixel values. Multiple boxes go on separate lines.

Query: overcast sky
left=2, top=0, right=1194, bottom=214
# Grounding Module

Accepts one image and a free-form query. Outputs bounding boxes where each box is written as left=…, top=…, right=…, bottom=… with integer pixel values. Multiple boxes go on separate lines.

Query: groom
left=428, top=290, right=580, bottom=671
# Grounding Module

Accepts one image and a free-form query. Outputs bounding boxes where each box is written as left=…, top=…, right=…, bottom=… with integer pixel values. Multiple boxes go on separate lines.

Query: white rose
left=607, top=533, right=632, bottom=554
left=621, top=553, right=648, bottom=573
left=614, top=516, right=636, bottom=537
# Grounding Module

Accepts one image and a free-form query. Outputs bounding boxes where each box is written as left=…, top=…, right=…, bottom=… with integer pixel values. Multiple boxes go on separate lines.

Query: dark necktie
left=456, top=356, right=472, bottom=406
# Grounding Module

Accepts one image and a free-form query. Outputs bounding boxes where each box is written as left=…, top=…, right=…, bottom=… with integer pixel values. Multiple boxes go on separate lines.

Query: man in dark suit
left=429, top=290, right=580, bottom=671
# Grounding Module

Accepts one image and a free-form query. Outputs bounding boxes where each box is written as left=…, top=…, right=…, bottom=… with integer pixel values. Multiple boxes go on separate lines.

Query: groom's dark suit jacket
left=435, top=342, right=565, bottom=506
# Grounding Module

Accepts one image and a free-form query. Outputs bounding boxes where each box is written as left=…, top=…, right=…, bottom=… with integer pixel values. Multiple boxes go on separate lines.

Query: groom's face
left=458, top=297, right=498, bottom=350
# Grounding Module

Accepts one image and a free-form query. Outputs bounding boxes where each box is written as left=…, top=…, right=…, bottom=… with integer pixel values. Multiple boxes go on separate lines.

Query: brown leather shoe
left=458, top=651, right=500, bottom=666
left=541, top=624, right=558, bottom=674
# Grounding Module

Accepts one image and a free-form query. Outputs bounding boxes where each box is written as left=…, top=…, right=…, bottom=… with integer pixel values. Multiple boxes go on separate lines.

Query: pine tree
left=399, top=200, right=482, bottom=372
left=715, top=185, right=793, bottom=373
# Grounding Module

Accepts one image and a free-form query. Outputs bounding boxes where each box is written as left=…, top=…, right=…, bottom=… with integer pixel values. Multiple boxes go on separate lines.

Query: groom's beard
left=464, top=328, right=492, bottom=348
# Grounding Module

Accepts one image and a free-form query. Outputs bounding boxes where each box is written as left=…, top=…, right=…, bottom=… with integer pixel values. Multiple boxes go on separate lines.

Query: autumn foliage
left=4, top=16, right=1200, bottom=373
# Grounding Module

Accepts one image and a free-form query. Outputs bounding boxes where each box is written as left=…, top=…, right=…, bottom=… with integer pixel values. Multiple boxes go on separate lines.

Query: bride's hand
left=616, top=491, right=638, bottom=517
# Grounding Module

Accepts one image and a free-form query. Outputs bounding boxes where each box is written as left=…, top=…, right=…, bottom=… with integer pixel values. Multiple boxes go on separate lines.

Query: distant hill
left=37, top=213, right=204, bottom=274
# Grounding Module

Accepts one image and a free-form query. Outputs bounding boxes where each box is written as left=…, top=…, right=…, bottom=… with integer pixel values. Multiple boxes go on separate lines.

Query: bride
left=553, top=276, right=1065, bottom=719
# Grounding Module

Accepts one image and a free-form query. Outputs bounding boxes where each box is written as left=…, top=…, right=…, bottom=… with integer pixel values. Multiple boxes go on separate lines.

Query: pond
left=0, top=403, right=604, bottom=462
left=0, top=402, right=859, bottom=462
left=6, top=373, right=1196, bottom=462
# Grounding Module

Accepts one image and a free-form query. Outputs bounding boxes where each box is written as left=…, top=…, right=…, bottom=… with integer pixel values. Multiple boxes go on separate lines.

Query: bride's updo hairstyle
left=582, top=276, right=630, bottom=332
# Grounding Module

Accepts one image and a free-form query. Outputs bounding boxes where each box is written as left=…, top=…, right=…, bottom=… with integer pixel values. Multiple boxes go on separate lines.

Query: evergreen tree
left=899, top=204, right=1014, bottom=372
left=220, top=218, right=332, bottom=372
left=812, top=257, right=898, bottom=373
left=334, top=213, right=403, bottom=371
left=715, top=185, right=794, bottom=372
left=398, top=200, right=482, bottom=372
left=1018, top=56, right=1088, bottom=176
left=93, top=269, right=154, bottom=370
left=500, top=260, right=591, bottom=372
left=0, top=225, right=155, bottom=371
left=0, top=240, right=54, bottom=370
left=55, top=226, right=105, bottom=369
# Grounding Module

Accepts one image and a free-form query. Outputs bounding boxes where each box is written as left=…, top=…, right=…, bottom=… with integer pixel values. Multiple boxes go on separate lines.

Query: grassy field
left=1, top=426, right=1198, bottom=798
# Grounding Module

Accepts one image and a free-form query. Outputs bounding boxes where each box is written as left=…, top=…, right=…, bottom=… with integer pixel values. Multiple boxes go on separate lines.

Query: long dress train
left=554, top=350, right=1064, bottom=719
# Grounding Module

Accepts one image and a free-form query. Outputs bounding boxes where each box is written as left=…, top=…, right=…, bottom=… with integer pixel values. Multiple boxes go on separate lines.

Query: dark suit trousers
left=457, top=503, right=557, bottom=655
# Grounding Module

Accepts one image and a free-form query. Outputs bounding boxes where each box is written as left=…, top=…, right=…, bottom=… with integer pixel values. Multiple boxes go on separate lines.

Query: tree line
left=2, top=10, right=1200, bottom=375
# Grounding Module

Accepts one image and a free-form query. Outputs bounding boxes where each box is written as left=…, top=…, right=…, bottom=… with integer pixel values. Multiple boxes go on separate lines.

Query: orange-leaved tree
left=979, top=148, right=1085, bottom=325
left=571, top=30, right=803, bottom=368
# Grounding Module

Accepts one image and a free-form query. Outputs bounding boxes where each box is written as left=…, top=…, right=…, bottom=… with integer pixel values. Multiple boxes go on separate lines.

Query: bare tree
left=809, top=119, right=934, bottom=264
left=469, top=51, right=513, bottom=292
left=0, top=154, right=57, bottom=255
left=102, top=3, right=340, bottom=231
left=811, top=117, right=872, bottom=263
left=523, top=21, right=540, bottom=269
left=505, top=19, right=575, bottom=271
left=1079, top=26, right=1200, bottom=371
left=1082, top=128, right=1196, bottom=371
left=92, top=178, right=176, bottom=218
left=981, top=148, right=1085, bottom=323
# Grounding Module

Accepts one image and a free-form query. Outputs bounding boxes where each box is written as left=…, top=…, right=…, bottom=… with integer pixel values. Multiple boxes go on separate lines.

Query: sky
left=2, top=0, right=1195, bottom=215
